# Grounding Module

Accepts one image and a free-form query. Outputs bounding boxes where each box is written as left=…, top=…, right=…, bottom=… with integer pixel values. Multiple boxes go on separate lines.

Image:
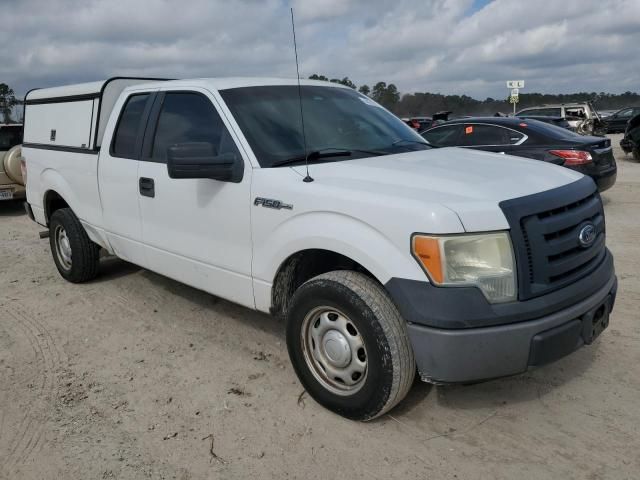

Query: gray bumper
left=406, top=273, right=617, bottom=384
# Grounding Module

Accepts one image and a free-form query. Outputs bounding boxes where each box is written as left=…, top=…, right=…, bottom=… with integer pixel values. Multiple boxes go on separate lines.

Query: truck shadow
left=93, top=256, right=143, bottom=282
left=88, top=256, right=601, bottom=419
left=90, top=256, right=286, bottom=340
left=0, top=199, right=25, bottom=217
left=392, top=345, right=599, bottom=421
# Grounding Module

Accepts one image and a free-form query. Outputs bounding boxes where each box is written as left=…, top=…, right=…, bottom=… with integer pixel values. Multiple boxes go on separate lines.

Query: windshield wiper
left=272, top=147, right=386, bottom=167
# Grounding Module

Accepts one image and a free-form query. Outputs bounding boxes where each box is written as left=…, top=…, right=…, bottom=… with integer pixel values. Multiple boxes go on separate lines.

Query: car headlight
left=411, top=232, right=517, bottom=303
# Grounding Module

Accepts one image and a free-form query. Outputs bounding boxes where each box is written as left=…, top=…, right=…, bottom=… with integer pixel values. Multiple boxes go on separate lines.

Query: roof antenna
left=290, top=7, right=313, bottom=183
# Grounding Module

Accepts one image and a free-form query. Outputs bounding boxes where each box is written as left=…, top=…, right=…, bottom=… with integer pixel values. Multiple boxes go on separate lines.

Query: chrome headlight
left=412, top=232, right=517, bottom=303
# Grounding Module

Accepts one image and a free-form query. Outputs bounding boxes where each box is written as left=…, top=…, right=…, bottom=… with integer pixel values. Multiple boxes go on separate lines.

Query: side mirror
left=167, top=142, right=243, bottom=182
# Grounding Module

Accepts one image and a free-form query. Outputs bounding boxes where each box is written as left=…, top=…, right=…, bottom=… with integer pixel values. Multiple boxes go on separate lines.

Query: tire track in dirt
left=0, top=310, right=43, bottom=476
left=0, top=302, right=64, bottom=478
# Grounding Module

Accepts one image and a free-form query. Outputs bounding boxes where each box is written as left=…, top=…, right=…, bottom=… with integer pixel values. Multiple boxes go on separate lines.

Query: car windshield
left=219, top=85, right=430, bottom=168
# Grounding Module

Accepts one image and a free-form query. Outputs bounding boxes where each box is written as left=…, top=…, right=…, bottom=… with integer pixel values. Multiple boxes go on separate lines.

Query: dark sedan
left=421, top=117, right=617, bottom=192
left=602, top=107, right=640, bottom=133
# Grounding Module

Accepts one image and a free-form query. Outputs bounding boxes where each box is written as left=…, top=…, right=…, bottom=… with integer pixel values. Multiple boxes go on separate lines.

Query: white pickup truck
left=23, top=77, right=617, bottom=420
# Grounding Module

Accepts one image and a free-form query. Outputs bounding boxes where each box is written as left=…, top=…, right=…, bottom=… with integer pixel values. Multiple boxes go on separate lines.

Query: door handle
left=139, top=177, right=155, bottom=198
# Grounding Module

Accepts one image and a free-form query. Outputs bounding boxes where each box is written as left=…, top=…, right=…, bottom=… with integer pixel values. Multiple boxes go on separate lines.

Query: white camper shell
left=23, top=77, right=167, bottom=151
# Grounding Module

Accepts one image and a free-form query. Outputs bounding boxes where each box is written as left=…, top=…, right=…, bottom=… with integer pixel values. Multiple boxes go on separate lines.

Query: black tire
left=286, top=271, right=415, bottom=421
left=633, top=147, right=640, bottom=162
left=49, top=208, right=100, bottom=283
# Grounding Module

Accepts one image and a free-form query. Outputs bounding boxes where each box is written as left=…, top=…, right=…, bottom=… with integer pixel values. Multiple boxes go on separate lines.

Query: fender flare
left=255, top=211, right=426, bottom=287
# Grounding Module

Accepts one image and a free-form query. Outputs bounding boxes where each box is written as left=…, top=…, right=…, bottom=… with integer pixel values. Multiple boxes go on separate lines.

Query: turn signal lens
left=549, top=150, right=593, bottom=166
left=412, top=236, right=443, bottom=283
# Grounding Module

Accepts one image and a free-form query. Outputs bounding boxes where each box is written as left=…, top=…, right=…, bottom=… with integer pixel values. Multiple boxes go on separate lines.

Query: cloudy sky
left=1, top=0, right=639, bottom=99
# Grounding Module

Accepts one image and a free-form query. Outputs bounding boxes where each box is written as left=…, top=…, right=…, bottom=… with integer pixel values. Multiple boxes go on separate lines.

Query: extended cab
left=23, top=77, right=617, bottom=420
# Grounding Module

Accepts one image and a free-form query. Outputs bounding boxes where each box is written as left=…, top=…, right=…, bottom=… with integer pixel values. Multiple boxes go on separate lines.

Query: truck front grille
left=500, top=177, right=606, bottom=300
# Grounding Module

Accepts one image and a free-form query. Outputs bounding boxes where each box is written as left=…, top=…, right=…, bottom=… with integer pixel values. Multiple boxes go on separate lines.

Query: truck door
left=98, top=92, right=155, bottom=265
left=137, top=89, right=254, bottom=308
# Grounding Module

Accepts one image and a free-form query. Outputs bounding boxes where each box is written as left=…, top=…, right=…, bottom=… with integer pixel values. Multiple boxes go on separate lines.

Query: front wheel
left=286, top=271, right=415, bottom=420
left=49, top=208, right=100, bottom=283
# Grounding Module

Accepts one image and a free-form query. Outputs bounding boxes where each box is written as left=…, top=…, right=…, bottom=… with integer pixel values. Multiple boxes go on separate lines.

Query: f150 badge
left=254, top=197, right=293, bottom=210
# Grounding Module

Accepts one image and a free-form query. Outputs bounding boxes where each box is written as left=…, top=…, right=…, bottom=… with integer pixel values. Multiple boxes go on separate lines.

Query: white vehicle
left=0, top=123, right=25, bottom=200
left=23, top=77, right=617, bottom=420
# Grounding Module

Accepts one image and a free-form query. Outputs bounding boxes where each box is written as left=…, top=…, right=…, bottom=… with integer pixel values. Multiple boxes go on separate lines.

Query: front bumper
left=386, top=251, right=617, bottom=384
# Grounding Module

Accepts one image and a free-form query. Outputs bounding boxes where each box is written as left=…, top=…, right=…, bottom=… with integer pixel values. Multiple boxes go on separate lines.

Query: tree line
left=3, top=77, right=639, bottom=124
left=308, top=74, right=640, bottom=116
left=0, top=83, right=18, bottom=123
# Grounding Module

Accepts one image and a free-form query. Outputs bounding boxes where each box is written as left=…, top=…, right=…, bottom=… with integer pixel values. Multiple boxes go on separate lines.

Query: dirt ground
left=1, top=134, right=639, bottom=480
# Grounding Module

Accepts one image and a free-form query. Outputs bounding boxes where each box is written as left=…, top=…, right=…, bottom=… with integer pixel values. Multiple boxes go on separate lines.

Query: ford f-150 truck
left=22, top=77, right=617, bottom=420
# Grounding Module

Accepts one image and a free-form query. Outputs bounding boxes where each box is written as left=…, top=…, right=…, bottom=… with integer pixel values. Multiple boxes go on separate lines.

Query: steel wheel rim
left=54, top=225, right=72, bottom=270
left=301, top=306, right=368, bottom=396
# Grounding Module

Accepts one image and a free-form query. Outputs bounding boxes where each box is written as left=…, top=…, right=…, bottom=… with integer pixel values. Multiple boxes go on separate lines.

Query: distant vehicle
left=421, top=117, right=616, bottom=191
left=402, top=117, right=433, bottom=131
left=516, top=102, right=605, bottom=136
left=601, top=107, right=640, bottom=133
left=0, top=124, right=25, bottom=201
left=516, top=115, right=573, bottom=130
left=620, top=113, right=640, bottom=161
left=598, top=109, right=617, bottom=118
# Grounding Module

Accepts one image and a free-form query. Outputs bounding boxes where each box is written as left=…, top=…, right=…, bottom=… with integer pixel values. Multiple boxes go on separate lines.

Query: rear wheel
left=49, top=208, right=100, bottom=283
left=286, top=271, right=415, bottom=420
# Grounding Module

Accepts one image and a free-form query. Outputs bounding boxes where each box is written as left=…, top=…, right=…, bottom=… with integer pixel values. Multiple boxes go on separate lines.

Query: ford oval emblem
left=578, top=223, right=597, bottom=248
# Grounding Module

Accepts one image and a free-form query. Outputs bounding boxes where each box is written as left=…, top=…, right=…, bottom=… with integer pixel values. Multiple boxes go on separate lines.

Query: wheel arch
left=270, top=248, right=378, bottom=318
left=253, top=211, right=428, bottom=315
left=43, top=189, right=70, bottom=225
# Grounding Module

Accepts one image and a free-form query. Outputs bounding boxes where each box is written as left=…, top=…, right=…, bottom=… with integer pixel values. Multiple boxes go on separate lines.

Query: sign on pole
left=507, top=80, right=525, bottom=114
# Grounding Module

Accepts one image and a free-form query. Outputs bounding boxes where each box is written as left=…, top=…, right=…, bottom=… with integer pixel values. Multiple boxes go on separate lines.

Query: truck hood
left=292, top=147, right=583, bottom=231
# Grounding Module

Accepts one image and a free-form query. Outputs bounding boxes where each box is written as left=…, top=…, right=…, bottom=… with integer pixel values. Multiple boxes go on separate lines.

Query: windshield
left=219, top=85, right=430, bottom=167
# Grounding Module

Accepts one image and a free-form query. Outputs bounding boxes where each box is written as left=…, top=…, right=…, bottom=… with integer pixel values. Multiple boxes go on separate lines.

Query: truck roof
left=121, top=77, right=350, bottom=92
left=26, top=77, right=348, bottom=102
left=22, top=77, right=350, bottom=151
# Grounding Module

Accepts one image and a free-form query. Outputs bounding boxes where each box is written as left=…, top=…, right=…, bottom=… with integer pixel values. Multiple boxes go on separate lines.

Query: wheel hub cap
left=322, top=330, right=351, bottom=368
left=301, top=307, right=368, bottom=396
left=54, top=225, right=72, bottom=270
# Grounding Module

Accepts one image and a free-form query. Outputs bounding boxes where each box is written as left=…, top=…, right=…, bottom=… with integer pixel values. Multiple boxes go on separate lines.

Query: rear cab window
left=111, top=93, right=152, bottom=159
left=564, top=107, right=586, bottom=119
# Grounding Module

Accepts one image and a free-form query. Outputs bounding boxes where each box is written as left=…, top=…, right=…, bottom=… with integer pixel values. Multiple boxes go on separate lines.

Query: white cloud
left=1, top=0, right=638, bottom=98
